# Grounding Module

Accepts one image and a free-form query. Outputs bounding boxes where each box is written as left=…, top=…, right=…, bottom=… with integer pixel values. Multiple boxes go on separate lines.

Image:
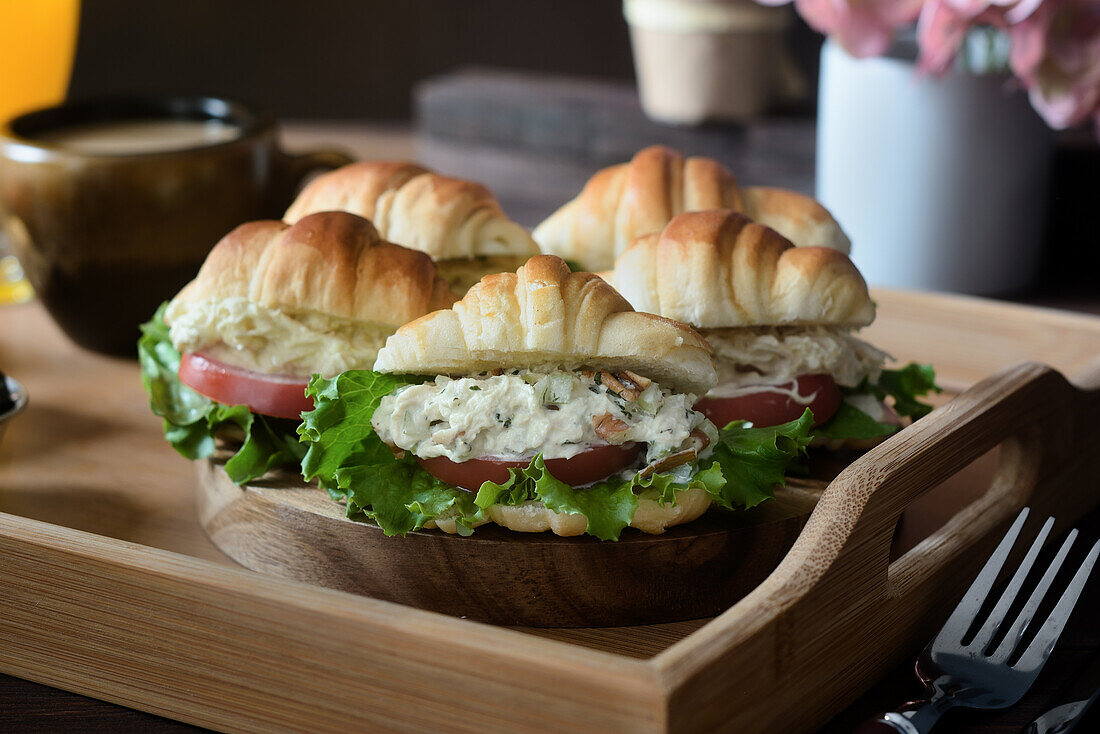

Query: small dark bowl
left=0, top=374, right=28, bottom=448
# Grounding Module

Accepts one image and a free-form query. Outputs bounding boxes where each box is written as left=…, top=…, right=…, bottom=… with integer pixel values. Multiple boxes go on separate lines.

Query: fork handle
left=854, top=716, right=920, bottom=734
left=856, top=700, right=949, bottom=734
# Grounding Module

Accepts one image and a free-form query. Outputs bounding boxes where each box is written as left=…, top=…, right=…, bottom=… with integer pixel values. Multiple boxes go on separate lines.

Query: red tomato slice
left=696, top=373, right=841, bottom=429
left=417, top=443, right=645, bottom=492
left=178, top=352, right=312, bottom=420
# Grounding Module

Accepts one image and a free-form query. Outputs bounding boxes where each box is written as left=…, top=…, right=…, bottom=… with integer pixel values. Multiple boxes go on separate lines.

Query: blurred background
left=14, top=0, right=1100, bottom=305
left=69, top=1, right=641, bottom=120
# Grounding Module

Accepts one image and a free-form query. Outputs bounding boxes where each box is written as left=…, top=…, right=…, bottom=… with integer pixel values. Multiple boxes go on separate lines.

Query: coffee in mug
left=0, top=96, right=352, bottom=354
left=33, top=118, right=243, bottom=154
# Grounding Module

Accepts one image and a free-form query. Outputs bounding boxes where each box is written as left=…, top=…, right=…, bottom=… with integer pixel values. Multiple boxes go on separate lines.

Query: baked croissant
left=606, top=209, right=874, bottom=329
left=740, top=186, right=852, bottom=254
left=533, top=145, right=850, bottom=271
left=604, top=209, right=896, bottom=450
left=166, top=212, right=458, bottom=378
left=374, top=254, right=717, bottom=395
left=284, top=161, right=540, bottom=292
left=172, top=211, right=457, bottom=328
left=532, top=145, right=740, bottom=271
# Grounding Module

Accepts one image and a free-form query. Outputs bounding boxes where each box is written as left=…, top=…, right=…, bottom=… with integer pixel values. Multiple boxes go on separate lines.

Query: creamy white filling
left=710, top=381, right=822, bottom=404
left=371, top=370, right=709, bottom=464
left=844, top=392, right=889, bottom=422
left=166, top=297, right=390, bottom=377
left=703, top=326, right=889, bottom=397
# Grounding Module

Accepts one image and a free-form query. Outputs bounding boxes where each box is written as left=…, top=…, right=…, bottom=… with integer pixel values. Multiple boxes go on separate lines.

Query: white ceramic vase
left=815, top=36, right=1052, bottom=295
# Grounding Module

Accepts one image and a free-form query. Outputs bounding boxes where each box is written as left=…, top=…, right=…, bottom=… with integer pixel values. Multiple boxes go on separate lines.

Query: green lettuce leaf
left=299, top=370, right=815, bottom=540
left=707, top=409, right=815, bottom=510
left=876, top=363, right=941, bottom=420
left=814, top=363, right=941, bottom=442
left=138, top=303, right=305, bottom=484
left=474, top=456, right=639, bottom=541
left=299, top=370, right=428, bottom=481
left=813, top=401, right=898, bottom=441
left=333, top=460, right=484, bottom=537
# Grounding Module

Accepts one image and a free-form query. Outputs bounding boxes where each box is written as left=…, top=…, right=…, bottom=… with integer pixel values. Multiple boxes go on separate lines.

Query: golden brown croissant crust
left=532, top=145, right=741, bottom=271
left=284, top=161, right=428, bottom=222
left=283, top=160, right=539, bottom=263
left=607, top=209, right=874, bottom=328
left=741, top=186, right=851, bottom=254
left=374, top=254, right=717, bottom=395
left=533, top=145, right=851, bottom=271
left=171, top=211, right=458, bottom=328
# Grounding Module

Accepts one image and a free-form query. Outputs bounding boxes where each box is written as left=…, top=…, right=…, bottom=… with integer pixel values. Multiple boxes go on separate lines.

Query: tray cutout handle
left=822, top=362, right=1098, bottom=605
left=887, top=431, right=1036, bottom=600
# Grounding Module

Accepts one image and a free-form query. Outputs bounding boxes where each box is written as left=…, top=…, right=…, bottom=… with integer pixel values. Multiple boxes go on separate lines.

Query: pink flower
left=1008, top=1, right=1100, bottom=129
left=914, top=1, right=1044, bottom=73
left=942, top=1, right=1044, bottom=23
left=941, top=0, right=1042, bottom=22
left=757, top=1, right=924, bottom=57
left=917, top=2, right=986, bottom=73
left=762, top=0, right=1100, bottom=134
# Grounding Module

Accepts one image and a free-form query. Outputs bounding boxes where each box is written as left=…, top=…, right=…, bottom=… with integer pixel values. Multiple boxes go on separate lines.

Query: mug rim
left=0, top=95, right=275, bottom=161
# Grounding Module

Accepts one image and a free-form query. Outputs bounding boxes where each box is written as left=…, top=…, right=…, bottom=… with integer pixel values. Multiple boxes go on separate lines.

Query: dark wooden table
left=3, top=118, right=1098, bottom=732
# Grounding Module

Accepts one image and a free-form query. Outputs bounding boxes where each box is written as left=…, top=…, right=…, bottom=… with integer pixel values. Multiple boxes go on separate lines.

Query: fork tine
left=934, top=508, right=1030, bottom=646
left=1013, top=538, right=1100, bottom=672
left=970, top=516, right=1054, bottom=653
left=989, top=527, right=1076, bottom=662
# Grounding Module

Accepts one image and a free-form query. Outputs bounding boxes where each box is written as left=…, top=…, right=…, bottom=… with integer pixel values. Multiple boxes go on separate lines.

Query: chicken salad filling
left=371, top=369, right=714, bottom=465
left=166, top=296, right=391, bottom=377
left=702, top=325, right=889, bottom=397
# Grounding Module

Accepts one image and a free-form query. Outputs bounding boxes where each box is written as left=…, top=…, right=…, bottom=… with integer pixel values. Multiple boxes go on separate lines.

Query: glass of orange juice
left=0, top=0, right=80, bottom=304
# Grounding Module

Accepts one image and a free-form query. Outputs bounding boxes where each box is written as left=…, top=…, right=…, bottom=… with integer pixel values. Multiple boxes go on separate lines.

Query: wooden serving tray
left=2, top=290, right=1100, bottom=733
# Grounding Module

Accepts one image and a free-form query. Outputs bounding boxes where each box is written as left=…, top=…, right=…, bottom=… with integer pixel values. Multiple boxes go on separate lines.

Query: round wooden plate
left=196, top=458, right=824, bottom=627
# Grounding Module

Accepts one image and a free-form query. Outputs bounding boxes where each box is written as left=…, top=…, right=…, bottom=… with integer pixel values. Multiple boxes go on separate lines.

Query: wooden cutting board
left=197, top=459, right=825, bottom=627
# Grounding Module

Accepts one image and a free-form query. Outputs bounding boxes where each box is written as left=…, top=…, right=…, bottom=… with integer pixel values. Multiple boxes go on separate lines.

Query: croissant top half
left=533, top=145, right=851, bottom=271
left=170, top=211, right=458, bottom=329
left=284, top=160, right=540, bottom=262
left=606, top=209, right=874, bottom=329
left=374, top=254, right=717, bottom=395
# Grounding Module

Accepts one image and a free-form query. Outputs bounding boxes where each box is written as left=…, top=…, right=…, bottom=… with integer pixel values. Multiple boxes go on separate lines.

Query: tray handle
left=819, top=361, right=1100, bottom=603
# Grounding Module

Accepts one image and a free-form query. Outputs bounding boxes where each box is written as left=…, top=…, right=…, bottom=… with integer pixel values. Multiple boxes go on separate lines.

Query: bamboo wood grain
left=654, top=363, right=1100, bottom=732
left=1, top=293, right=1099, bottom=733
left=0, top=513, right=667, bottom=733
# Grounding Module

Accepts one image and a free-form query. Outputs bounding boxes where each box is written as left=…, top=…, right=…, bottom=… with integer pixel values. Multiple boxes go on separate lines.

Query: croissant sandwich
left=284, top=160, right=540, bottom=293
left=533, top=145, right=851, bottom=271
left=298, top=255, right=815, bottom=540
left=604, top=210, right=938, bottom=447
left=138, top=211, right=458, bottom=484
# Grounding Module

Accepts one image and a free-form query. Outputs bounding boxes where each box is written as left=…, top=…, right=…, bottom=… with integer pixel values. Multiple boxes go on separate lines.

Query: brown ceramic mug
left=0, top=96, right=353, bottom=354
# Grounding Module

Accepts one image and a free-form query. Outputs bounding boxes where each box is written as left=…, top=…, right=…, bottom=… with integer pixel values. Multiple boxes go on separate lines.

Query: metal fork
left=859, top=508, right=1100, bottom=734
